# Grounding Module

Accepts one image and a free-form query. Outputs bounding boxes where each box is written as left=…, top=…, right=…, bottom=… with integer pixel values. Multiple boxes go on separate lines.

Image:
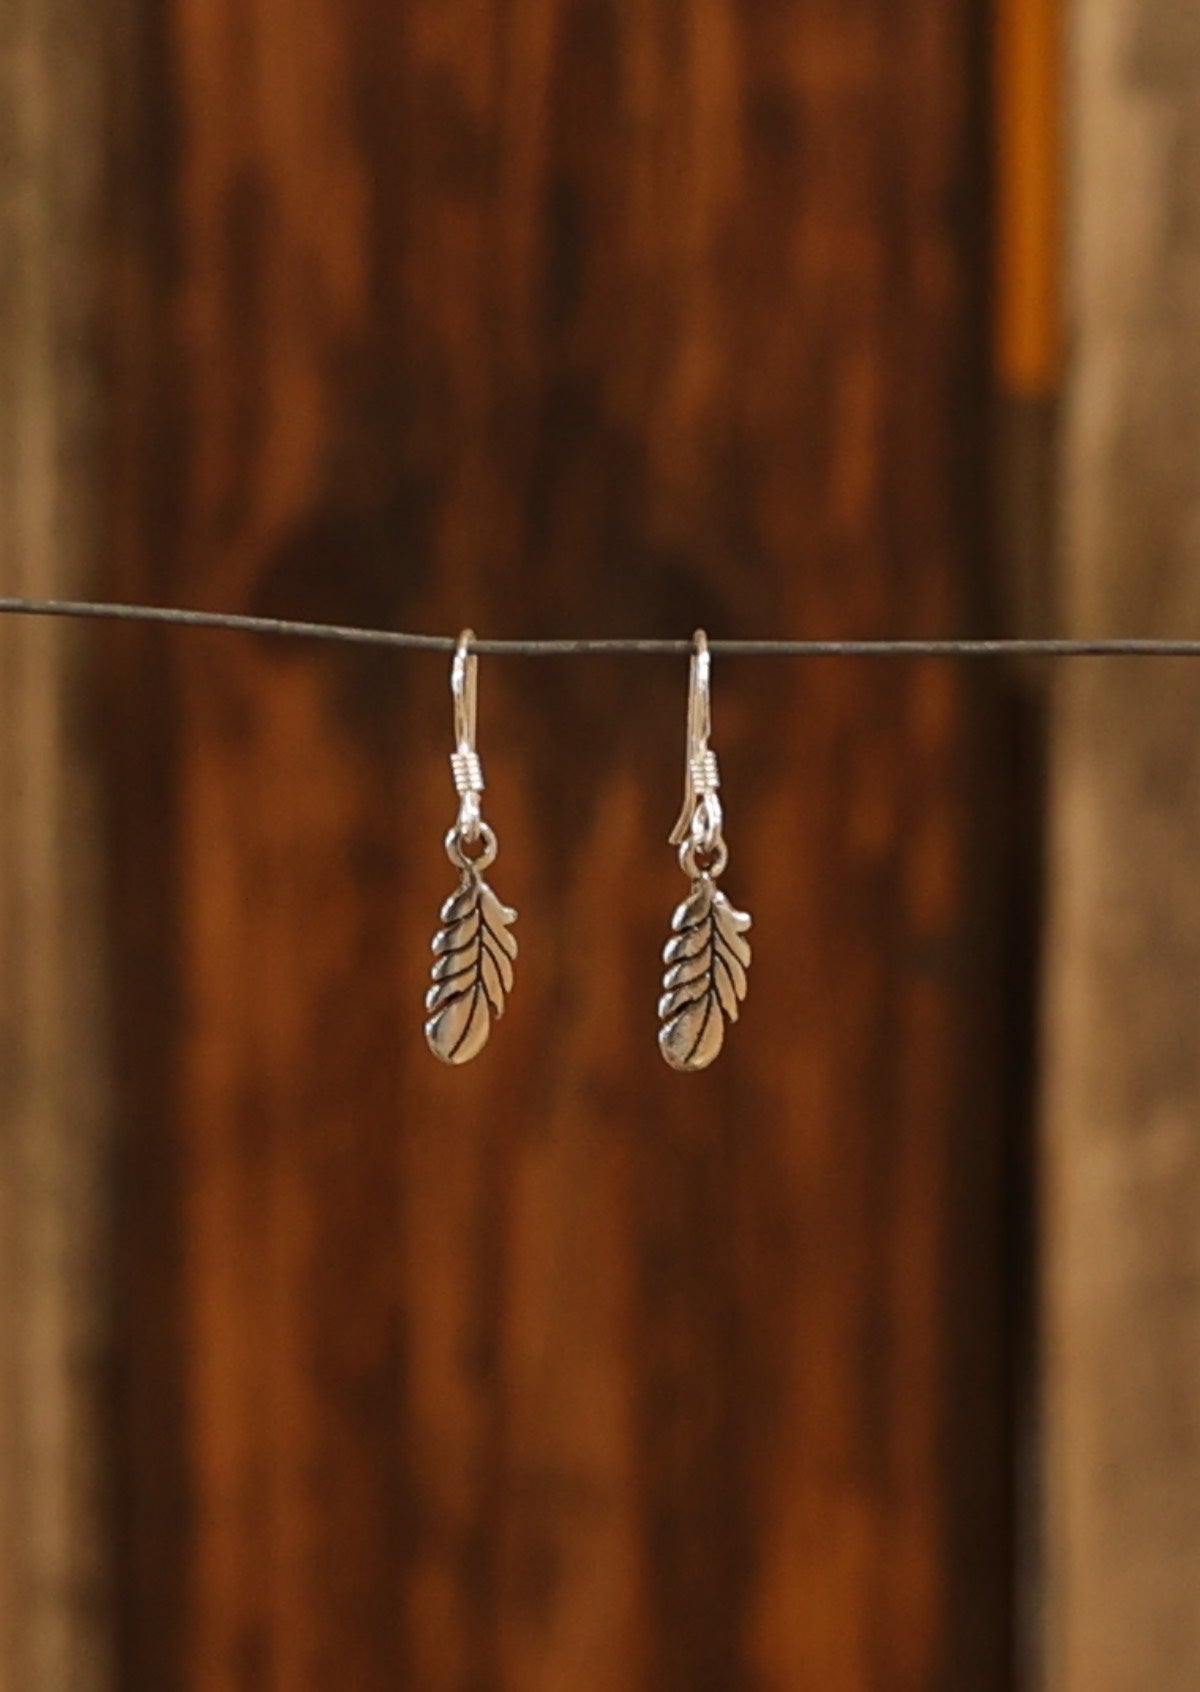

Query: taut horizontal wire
left=0, top=595, right=1198, bottom=658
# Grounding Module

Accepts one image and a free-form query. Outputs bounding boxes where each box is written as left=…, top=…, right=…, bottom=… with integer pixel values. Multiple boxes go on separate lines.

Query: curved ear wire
left=449, top=629, right=485, bottom=842
left=668, top=629, right=724, bottom=853
left=669, top=630, right=711, bottom=844
left=452, top=628, right=478, bottom=758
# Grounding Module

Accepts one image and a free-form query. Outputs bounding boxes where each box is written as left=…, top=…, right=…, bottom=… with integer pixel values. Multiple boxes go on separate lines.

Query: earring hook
left=669, top=629, right=723, bottom=853
left=452, top=628, right=478, bottom=754
left=450, top=629, right=485, bottom=841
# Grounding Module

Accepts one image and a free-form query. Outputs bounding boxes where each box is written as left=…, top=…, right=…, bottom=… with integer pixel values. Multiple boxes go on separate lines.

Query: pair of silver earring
left=424, top=630, right=752, bottom=1071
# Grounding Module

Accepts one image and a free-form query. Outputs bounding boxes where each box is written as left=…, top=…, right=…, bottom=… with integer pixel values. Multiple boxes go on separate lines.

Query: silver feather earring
left=658, top=630, right=752, bottom=1071
left=425, top=630, right=518, bottom=1064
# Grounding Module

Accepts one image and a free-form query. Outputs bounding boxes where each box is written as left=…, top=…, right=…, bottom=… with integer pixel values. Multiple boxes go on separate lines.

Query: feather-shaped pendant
left=657, top=877, right=752, bottom=1071
left=424, top=870, right=518, bottom=1065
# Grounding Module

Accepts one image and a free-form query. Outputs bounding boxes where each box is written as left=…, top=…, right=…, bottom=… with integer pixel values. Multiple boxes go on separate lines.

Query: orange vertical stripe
left=995, top=0, right=1063, bottom=397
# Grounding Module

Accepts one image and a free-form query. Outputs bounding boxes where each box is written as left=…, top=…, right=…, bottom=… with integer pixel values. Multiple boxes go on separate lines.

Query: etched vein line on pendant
left=713, top=950, right=741, bottom=1016
left=684, top=990, right=717, bottom=1067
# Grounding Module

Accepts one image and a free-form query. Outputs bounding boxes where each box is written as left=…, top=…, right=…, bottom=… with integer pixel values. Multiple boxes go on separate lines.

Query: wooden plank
left=1044, top=2, right=1200, bottom=1686
left=108, top=2, right=1017, bottom=1687
left=992, top=0, right=1062, bottom=641
left=0, top=1, right=110, bottom=1688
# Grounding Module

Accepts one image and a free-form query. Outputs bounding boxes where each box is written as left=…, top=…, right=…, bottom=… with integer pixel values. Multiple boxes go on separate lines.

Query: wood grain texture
left=107, top=2, right=1016, bottom=1688
left=0, top=1, right=111, bottom=1688
left=1044, top=3, right=1200, bottom=1686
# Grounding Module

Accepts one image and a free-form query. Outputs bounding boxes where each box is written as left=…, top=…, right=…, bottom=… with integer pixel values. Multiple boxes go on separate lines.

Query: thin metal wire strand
left=1, top=595, right=1199, bottom=657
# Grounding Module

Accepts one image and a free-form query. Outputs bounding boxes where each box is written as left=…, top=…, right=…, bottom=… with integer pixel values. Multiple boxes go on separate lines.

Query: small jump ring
left=679, top=833, right=728, bottom=881
left=445, top=819, right=498, bottom=873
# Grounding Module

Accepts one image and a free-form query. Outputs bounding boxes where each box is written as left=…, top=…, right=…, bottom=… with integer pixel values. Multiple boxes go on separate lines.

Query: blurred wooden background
left=0, top=0, right=1099, bottom=1687
left=1043, top=2, right=1200, bottom=1687
left=103, top=1, right=1022, bottom=1689
left=0, top=1, right=110, bottom=1688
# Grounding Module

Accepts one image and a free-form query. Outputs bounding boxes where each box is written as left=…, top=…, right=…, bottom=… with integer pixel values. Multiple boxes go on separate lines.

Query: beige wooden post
left=1043, top=3, right=1200, bottom=1686
left=0, top=1, right=110, bottom=1688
